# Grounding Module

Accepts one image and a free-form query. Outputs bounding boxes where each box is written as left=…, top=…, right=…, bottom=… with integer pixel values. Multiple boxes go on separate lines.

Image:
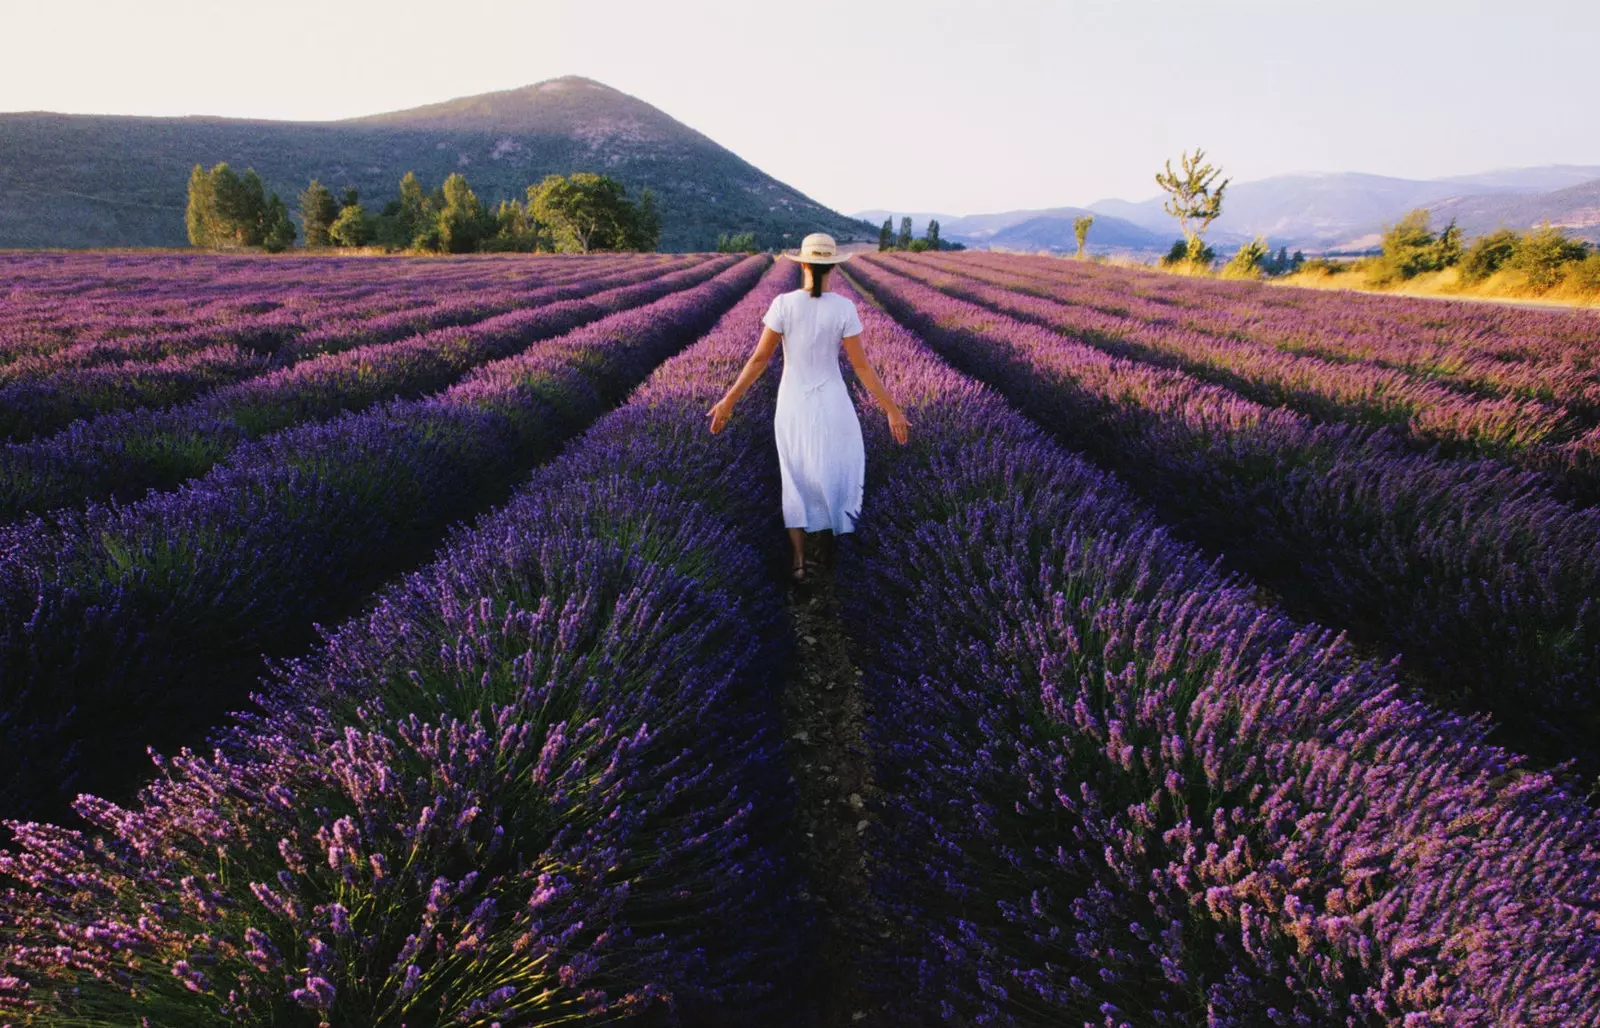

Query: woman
left=707, top=232, right=910, bottom=584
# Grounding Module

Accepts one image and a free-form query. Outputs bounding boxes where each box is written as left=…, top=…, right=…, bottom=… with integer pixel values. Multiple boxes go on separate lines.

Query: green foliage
left=298, top=179, right=339, bottom=248
left=926, top=219, right=941, bottom=249
left=527, top=172, right=653, bottom=253
left=1298, top=256, right=1352, bottom=276
left=1260, top=245, right=1303, bottom=277
left=1155, top=147, right=1229, bottom=248
left=484, top=198, right=540, bottom=252
left=1370, top=209, right=1461, bottom=285
left=186, top=163, right=284, bottom=249
left=1459, top=228, right=1520, bottom=283
left=1162, top=237, right=1215, bottom=269
left=879, top=218, right=894, bottom=251
left=328, top=203, right=373, bottom=247
left=1568, top=252, right=1600, bottom=294
left=1073, top=215, right=1094, bottom=258
left=897, top=217, right=913, bottom=250
left=185, top=165, right=216, bottom=247
left=907, top=238, right=932, bottom=252
left=1223, top=236, right=1271, bottom=278
left=1511, top=221, right=1590, bottom=290
left=437, top=172, right=489, bottom=253
left=715, top=231, right=758, bottom=253
left=261, top=193, right=296, bottom=252
left=630, top=187, right=661, bottom=251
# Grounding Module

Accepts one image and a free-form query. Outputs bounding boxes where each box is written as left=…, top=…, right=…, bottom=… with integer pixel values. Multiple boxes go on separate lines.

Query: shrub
left=1511, top=222, right=1590, bottom=291
left=1460, top=228, right=1521, bottom=283
left=1222, top=236, right=1270, bottom=278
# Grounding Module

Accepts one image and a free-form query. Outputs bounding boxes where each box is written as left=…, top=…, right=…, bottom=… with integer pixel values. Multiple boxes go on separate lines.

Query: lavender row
left=849, top=257, right=1600, bottom=772
left=952, top=251, right=1600, bottom=418
left=0, top=252, right=646, bottom=357
left=0, top=261, right=810, bottom=1025
left=832, top=274, right=1600, bottom=1024
left=0, top=256, right=765, bottom=820
left=887, top=255, right=1572, bottom=449
left=962, top=249, right=1600, bottom=360
left=0, top=255, right=657, bottom=374
left=0, top=257, right=732, bottom=520
left=0, top=257, right=694, bottom=442
left=883, top=254, right=1600, bottom=506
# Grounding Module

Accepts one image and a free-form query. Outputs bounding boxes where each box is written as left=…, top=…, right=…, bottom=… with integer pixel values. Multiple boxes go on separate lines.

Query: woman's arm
left=706, top=326, right=781, bottom=434
left=843, top=334, right=910, bottom=445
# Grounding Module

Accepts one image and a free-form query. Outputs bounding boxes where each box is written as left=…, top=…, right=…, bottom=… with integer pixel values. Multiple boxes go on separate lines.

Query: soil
left=775, top=532, right=899, bottom=1027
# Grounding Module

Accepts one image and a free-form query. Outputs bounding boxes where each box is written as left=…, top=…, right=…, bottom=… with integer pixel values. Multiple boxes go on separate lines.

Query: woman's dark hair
left=804, top=262, right=831, bottom=298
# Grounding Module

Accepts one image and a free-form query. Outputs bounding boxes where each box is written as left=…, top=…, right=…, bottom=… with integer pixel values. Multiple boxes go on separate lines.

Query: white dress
left=763, top=288, right=866, bottom=534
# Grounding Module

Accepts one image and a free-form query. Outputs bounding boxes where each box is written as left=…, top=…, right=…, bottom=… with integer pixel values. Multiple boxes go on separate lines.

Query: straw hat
left=781, top=232, right=851, bottom=264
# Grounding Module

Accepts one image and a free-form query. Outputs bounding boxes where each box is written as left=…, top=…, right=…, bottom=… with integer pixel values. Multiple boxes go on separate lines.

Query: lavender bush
left=832, top=274, right=1600, bottom=1025
left=0, top=257, right=764, bottom=819
left=0, top=261, right=810, bottom=1026
left=849, top=256, right=1600, bottom=772
left=0, top=257, right=717, bottom=515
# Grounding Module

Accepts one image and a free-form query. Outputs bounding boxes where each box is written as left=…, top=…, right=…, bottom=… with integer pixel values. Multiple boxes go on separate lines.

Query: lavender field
left=2, top=251, right=1599, bottom=1025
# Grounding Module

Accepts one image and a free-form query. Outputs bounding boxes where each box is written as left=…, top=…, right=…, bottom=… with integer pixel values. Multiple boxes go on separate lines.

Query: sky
left=3, top=0, right=1596, bottom=217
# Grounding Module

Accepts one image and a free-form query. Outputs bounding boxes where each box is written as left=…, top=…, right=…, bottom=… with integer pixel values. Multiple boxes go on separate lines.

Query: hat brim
left=780, top=251, right=852, bottom=264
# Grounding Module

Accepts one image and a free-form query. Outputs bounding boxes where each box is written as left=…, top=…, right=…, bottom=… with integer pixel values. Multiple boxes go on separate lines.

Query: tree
left=437, top=173, right=488, bottom=254
left=1372, top=209, right=1460, bottom=284
left=716, top=231, right=758, bottom=253
left=1511, top=222, right=1590, bottom=290
left=627, top=187, right=661, bottom=251
left=926, top=219, right=941, bottom=249
left=896, top=216, right=913, bottom=250
left=328, top=204, right=373, bottom=248
left=1073, top=215, right=1094, bottom=258
left=262, top=194, right=296, bottom=252
left=1224, top=236, right=1271, bottom=278
left=186, top=163, right=276, bottom=249
left=395, top=171, right=427, bottom=246
left=1155, top=148, right=1230, bottom=258
left=186, top=165, right=219, bottom=248
left=529, top=173, right=647, bottom=253
left=299, top=180, right=339, bottom=248
left=879, top=218, right=894, bottom=251
left=485, top=198, right=539, bottom=252
left=1460, top=228, right=1520, bottom=283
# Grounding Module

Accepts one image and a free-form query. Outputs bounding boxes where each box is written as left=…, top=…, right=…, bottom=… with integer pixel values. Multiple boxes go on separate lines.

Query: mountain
left=1434, top=165, right=1600, bottom=193
left=1088, top=172, right=1477, bottom=249
left=1425, top=177, right=1600, bottom=243
left=852, top=206, right=1169, bottom=253
left=0, top=76, right=873, bottom=251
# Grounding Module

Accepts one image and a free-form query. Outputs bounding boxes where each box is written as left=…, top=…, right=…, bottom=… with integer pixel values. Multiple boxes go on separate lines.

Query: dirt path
left=779, top=549, right=895, bottom=1026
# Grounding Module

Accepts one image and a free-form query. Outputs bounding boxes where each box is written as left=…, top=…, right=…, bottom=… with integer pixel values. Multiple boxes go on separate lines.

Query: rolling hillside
left=0, top=76, right=874, bottom=251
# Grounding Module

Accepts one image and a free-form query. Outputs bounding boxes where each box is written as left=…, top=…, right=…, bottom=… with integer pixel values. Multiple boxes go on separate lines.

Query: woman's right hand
left=707, top=397, right=734, bottom=434
left=887, top=407, right=910, bottom=445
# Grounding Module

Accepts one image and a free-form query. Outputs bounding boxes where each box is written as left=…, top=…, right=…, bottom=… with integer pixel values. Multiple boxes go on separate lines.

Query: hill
left=1422, top=177, right=1600, bottom=244
left=0, top=76, right=873, bottom=251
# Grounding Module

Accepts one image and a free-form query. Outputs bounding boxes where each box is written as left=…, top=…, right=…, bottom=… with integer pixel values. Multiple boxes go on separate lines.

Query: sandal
left=791, top=558, right=807, bottom=585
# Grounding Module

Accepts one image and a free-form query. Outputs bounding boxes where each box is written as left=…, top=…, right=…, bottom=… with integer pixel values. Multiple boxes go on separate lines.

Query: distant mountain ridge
left=859, top=165, right=1600, bottom=255
left=0, top=76, right=873, bottom=251
left=854, top=206, right=1169, bottom=253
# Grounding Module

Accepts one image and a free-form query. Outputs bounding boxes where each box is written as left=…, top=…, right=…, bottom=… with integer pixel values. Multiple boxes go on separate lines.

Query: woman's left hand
left=706, top=397, right=734, bottom=434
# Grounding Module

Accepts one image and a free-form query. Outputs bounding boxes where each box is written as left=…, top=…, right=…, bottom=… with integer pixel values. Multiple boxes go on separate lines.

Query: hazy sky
left=3, top=0, right=1595, bottom=215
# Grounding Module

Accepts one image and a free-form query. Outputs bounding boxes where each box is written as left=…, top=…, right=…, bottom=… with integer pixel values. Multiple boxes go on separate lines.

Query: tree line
left=186, top=165, right=660, bottom=253
left=877, top=216, right=965, bottom=253
left=1361, top=210, right=1598, bottom=291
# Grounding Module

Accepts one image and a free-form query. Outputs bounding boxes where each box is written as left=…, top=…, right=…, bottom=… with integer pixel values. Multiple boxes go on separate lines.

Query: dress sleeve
left=762, top=293, right=786, bottom=334
left=841, top=298, right=864, bottom=337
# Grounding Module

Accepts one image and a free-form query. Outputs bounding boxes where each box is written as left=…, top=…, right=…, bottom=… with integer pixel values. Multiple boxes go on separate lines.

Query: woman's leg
left=788, top=528, right=806, bottom=581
